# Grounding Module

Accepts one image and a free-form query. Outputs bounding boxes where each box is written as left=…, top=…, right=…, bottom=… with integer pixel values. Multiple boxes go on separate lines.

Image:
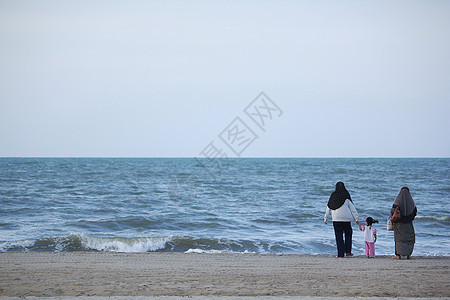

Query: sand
left=0, top=252, right=449, bottom=298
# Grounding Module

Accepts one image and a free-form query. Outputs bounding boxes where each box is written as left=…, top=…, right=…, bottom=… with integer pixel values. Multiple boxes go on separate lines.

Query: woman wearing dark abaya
left=391, top=187, right=417, bottom=259
left=324, top=182, right=362, bottom=257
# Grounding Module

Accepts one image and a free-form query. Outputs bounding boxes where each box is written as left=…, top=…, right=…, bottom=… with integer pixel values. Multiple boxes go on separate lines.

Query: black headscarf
left=393, top=186, right=417, bottom=223
left=327, top=182, right=352, bottom=210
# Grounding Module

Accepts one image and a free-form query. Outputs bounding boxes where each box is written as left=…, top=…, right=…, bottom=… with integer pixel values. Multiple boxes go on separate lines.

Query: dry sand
left=0, top=252, right=449, bottom=298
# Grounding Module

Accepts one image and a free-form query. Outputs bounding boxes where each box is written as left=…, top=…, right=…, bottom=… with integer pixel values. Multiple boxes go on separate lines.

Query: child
left=361, top=217, right=378, bottom=258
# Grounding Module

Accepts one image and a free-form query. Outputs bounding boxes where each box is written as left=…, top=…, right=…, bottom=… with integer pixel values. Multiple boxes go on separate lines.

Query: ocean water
left=0, top=158, right=449, bottom=256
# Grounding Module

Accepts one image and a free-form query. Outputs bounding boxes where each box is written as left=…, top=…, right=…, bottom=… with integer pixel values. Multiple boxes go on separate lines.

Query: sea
left=0, top=158, right=449, bottom=256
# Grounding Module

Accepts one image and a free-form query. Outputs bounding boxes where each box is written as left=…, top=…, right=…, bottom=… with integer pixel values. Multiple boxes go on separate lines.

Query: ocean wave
left=0, top=235, right=170, bottom=253
left=66, top=216, right=164, bottom=231
left=185, top=248, right=256, bottom=254
left=0, top=233, right=449, bottom=256
left=415, top=215, right=450, bottom=222
left=0, top=235, right=300, bottom=254
left=186, top=248, right=232, bottom=254
left=81, top=236, right=169, bottom=252
left=0, top=239, right=35, bottom=252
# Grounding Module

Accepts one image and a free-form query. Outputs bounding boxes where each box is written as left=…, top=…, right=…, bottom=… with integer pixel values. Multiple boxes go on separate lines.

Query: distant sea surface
left=1, top=158, right=449, bottom=256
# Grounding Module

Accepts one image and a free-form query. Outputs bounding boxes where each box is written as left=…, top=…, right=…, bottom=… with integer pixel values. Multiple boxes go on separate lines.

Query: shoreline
left=1, top=252, right=449, bottom=298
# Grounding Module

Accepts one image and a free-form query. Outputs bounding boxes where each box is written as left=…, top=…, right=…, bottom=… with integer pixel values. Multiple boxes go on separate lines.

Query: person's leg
left=365, top=241, right=370, bottom=257
left=370, top=242, right=375, bottom=257
left=393, top=223, right=401, bottom=259
left=343, top=222, right=353, bottom=255
left=333, top=222, right=345, bottom=257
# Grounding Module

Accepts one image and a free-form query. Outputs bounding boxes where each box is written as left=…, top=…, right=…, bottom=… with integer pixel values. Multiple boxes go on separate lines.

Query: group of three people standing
left=324, top=182, right=417, bottom=259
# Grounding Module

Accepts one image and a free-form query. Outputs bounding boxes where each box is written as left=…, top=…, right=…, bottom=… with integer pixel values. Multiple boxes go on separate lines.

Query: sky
left=1, top=0, right=449, bottom=157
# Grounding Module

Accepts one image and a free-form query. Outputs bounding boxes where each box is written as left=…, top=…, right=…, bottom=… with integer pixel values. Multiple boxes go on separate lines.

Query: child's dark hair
left=366, top=217, right=379, bottom=225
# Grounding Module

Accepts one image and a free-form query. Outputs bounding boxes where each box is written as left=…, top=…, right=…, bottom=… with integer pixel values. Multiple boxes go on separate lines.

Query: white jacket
left=324, top=199, right=359, bottom=223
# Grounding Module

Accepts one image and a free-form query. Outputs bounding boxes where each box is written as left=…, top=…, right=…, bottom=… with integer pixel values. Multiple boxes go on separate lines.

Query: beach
left=1, top=252, right=449, bottom=298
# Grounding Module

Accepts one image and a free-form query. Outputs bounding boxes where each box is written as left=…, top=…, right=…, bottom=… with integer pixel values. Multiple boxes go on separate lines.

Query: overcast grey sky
left=1, top=0, right=449, bottom=157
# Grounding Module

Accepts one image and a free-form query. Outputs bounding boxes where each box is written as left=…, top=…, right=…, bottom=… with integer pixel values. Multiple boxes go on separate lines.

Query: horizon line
left=1, top=156, right=449, bottom=159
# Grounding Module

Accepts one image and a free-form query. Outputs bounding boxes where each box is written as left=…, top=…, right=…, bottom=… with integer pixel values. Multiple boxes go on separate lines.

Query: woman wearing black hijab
left=324, top=182, right=362, bottom=257
left=391, top=187, right=417, bottom=259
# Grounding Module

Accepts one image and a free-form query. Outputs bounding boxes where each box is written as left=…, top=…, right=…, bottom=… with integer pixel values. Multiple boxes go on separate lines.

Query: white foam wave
left=80, top=236, right=170, bottom=252
left=415, top=215, right=450, bottom=221
left=185, top=248, right=224, bottom=254
left=185, top=248, right=255, bottom=254
left=0, top=239, right=35, bottom=252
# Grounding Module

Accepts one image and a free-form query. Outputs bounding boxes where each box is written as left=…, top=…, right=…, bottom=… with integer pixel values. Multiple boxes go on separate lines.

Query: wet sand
left=0, top=252, right=449, bottom=298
